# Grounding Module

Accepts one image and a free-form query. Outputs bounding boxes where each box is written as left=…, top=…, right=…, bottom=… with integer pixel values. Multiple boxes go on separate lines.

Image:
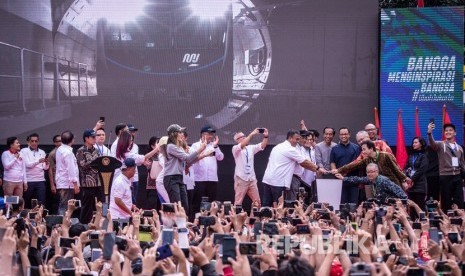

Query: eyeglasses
left=366, top=170, right=378, bottom=173
left=365, top=128, right=376, bottom=131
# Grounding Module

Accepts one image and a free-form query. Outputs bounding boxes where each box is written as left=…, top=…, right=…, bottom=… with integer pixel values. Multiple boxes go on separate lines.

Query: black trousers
left=427, top=175, right=440, bottom=201
left=192, top=181, right=218, bottom=214
left=80, top=186, right=104, bottom=224
left=145, top=189, right=158, bottom=211
left=262, top=183, right=286, bottom=207
left=163, top=175, right=189, bottom=214
left=187, top=189, right=195, bottom=221
left=439, top=175, right=464, bottom=212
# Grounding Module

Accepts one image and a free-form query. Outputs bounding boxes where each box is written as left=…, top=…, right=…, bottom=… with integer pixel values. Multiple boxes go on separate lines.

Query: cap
left=127, top=124, right=138, bottom=132
left=167, top=124, right=186, bottom=133
left=83, top=129, right=96, bottom=139
left=201, top=125, right=216, bottom=134
left=158, top=136, right=168, bottom=146
left=121, top=158, right=136, bottom=169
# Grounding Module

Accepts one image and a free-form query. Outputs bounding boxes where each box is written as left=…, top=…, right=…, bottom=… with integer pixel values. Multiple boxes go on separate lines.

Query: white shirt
left=191, top=141, right=224, bottom=182
left=55, top=144, right=79, bottom=189
left=113, top=151, right=144, bottom=182
left=183, top=147, right=196, bottom=190
left=20, top=147, right=49, bottom=182
left=156, top=154, right=166, bottom=187
left=232, top=143, right=263, bottom=181
left=262, top=140, right=306, bottom=189
left=1, top=150, right=27, bottom=183
left=301, top=146, right=316, bottom=186
left=109, top=174, right=132, bottom=219
left=94, top=143, right=111, bottom=156
left=110, top=138, right=118, bottom=157
left=293, top=144, right=306, bottom=177
left=129, top=143, right=140, bottom=182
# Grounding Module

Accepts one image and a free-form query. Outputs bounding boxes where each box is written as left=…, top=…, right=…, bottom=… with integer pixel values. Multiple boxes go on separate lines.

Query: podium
left=316, top=178, right=343, bottom=210
left=90, top=156, right=122, bottom=203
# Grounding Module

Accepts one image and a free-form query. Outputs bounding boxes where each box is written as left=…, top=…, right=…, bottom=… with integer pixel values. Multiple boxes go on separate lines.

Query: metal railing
left=0, top=41, right=90, bottom=113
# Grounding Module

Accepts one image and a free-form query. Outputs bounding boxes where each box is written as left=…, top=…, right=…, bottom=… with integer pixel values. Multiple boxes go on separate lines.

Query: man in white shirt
left=110, top=123, right=128, bottom=155
left=20, top=133, right=49, bottom=208
left=110, top=158, right=138, bottom=219
left=55, top=131, right=80, bottom=215
left=262, top=130, right=319, bottom=207
left=232, top=128, right=268, bottom=206
left=94, top=128, right=111, bottom=156
left=128, top=124, right=141, bottom=204
left=286, top=130, right=314, bottom=201
left=191, top=125, right=224, bottom=214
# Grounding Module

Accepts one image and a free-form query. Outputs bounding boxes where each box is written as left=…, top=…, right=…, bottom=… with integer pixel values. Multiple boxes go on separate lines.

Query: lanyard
left=245, top=147, right=249, bottom=164
left=96, top=145, right=103, bottom=156
left=411, top=154, right=420, bottom=165
left=444, top=142, right=458, bottom=157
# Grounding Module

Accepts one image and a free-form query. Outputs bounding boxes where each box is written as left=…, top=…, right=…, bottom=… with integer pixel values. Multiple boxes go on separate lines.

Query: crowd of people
left=0, top=119, right=465, bottom=275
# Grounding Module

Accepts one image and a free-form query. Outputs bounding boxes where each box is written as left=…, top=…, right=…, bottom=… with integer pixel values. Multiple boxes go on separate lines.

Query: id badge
left=452, top=157, right=459, bottom=167
left=245, top=164, right=252, bottom=175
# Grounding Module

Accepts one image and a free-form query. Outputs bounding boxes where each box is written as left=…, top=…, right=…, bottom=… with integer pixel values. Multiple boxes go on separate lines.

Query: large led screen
left=380, top=7, right=464, bottom=145
left=0, top=0, right=378, bottom=144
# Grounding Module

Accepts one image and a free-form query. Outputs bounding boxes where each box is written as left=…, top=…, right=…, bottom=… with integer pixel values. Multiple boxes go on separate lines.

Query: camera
left=284, top=200, right=297, bottom=208
left=142, top=210, right=154, bottom=217
left=363, top=202, right=373, bottom=209
left=262, top=222, right=279, bottom=235
left=260, top=207, right=273, bottom=218
left=317, top=209, right=330, bottom=220
left=426, top=198, right=438, bottom=212
left=59, top=237, right=77, bottom=248
left=198, top=216, right=216, bottom=226
left=349, top=263, right=370, bottom=275
left=115, top=236, right=128, bottom=251
left=296, top=224, right=310, bottom=234
left=239, top=242, right=262, bottom=255
left=162, top=203, right=175, bottom=213
left=235, top=205, right=243, bottom=214
left=200, top=201, right=212, bottom=212
left=258, top=128, right=265, bottom=134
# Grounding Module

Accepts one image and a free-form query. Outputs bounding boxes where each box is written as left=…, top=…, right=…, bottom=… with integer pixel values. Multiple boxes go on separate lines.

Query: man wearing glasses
left=232, top=128, right=268, bottom=206
left=330, top=127, right=361, bottom=204
left=20, top=133, right=49, bottom=208
left=364, top=123, right=393, bottom=154
left=94, top=128, right=111, bottom=156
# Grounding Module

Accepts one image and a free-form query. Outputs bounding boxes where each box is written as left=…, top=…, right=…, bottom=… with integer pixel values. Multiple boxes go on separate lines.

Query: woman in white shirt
left=114, top=131, right=159, bottom=203
left=1, top=137, right=27, bottom=197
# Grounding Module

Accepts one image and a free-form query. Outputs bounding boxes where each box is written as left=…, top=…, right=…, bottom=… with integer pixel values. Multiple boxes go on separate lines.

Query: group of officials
left=1, top=118, right=464, bottom=220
